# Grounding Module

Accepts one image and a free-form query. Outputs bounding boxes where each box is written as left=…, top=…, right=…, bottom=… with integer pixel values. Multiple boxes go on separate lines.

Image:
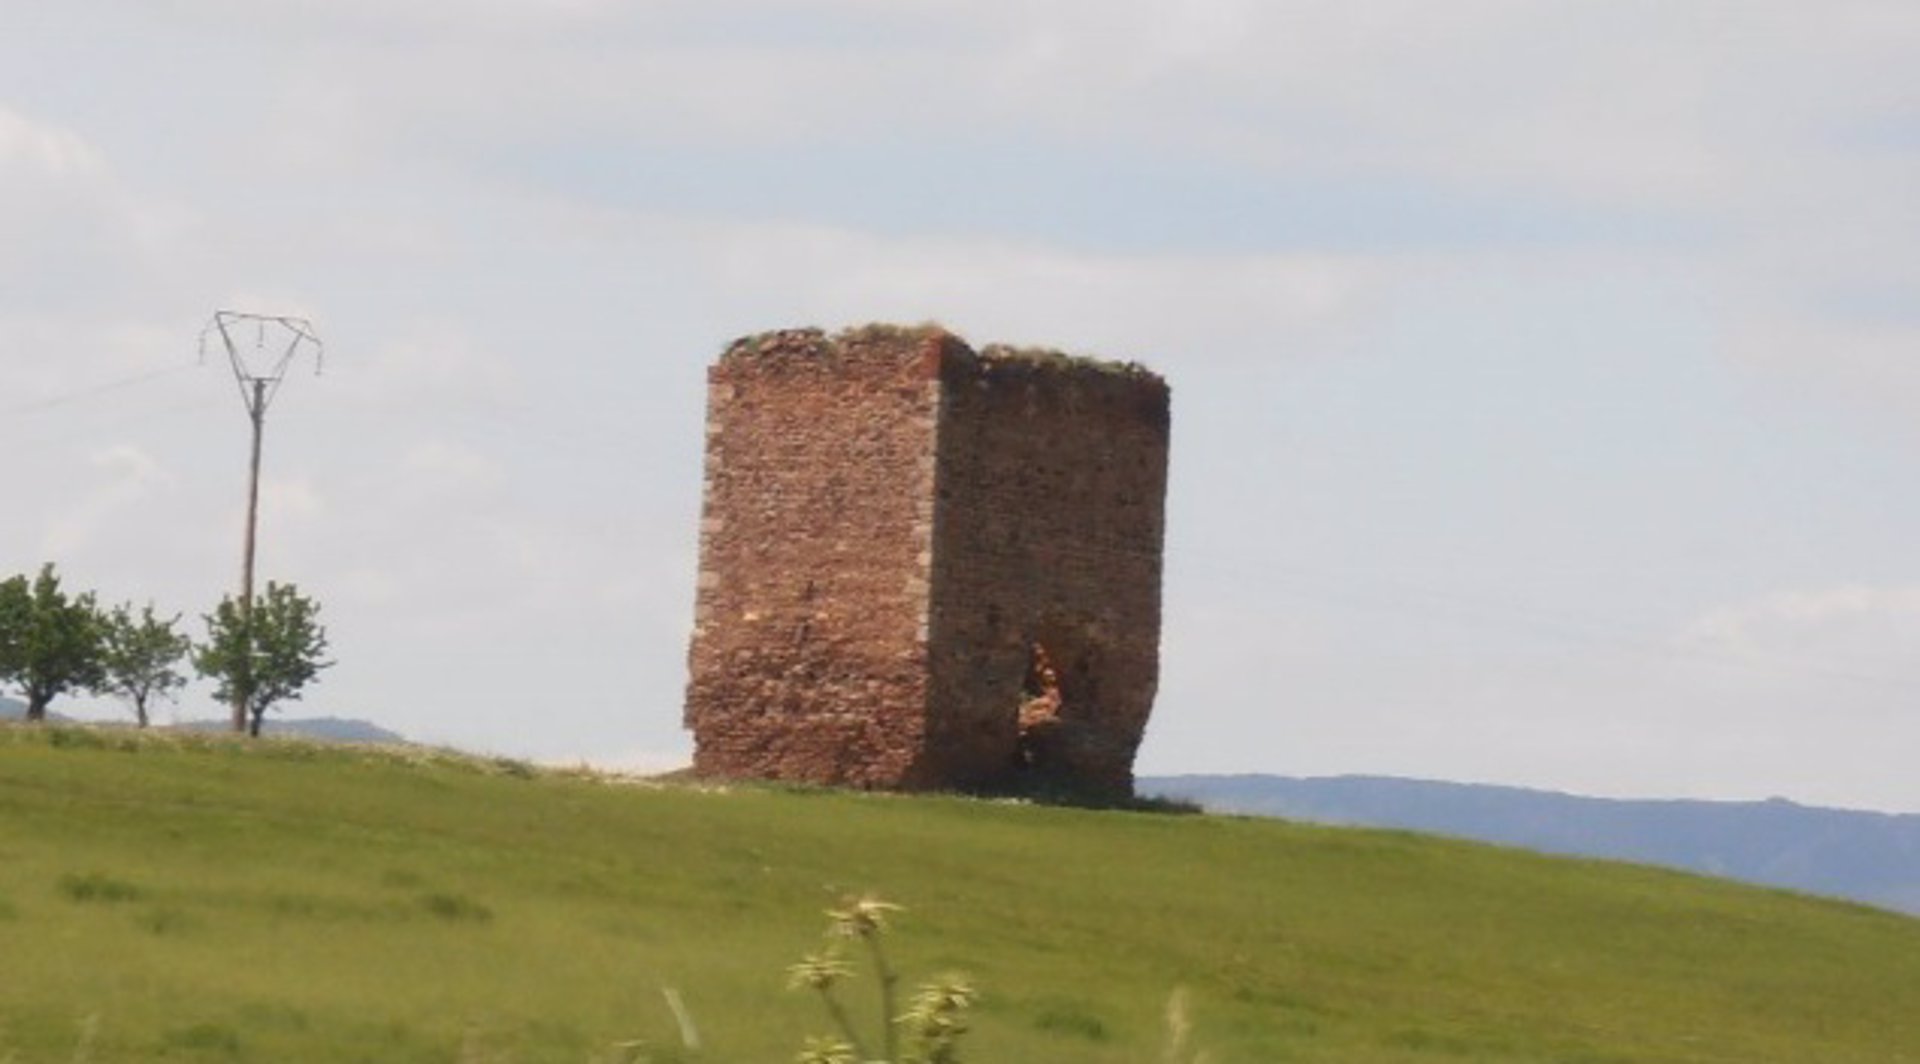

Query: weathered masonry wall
left=684, top=327, right=951, bottom=787
left=923, top=350, right=1170, bottom=797
left=684, top=324, right=1170, bottom=798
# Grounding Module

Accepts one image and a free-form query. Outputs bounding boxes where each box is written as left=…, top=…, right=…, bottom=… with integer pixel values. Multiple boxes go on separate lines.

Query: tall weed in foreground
left=788, top=895, right=976, bottom=1064
left=1162, top=988, right=1212, bottom=1064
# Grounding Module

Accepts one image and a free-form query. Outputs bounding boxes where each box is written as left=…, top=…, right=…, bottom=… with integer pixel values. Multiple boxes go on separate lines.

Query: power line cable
left=0, top=364, right=193, bottom=418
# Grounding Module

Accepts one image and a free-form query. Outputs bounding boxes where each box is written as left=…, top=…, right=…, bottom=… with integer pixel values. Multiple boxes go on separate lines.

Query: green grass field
left=2, top=723, right=1917, bottom=1062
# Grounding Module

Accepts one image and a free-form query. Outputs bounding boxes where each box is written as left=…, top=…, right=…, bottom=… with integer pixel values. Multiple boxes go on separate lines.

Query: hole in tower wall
left=1010, top=624, right=1109, bottom=791
left=1016, top=641, right=1062, bottom=770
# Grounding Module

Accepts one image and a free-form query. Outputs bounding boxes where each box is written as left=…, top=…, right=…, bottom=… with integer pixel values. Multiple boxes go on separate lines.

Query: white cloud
left=0, top=106, right=189, bottom=309
left=1724, top=310, right=1920, bottom=420
left=1677, top=584, right=1920, bottom=682
left=957, top=1, right=1919, bottom=202
left=0, top=105, right=104, bottom=179
left=1684, top=585, right=1920, bottom=638
left=401, top=439, right=502, bottom=492
left=326, top=326, right=523, bottom=409
left=38, top=445, right=175, bottom=557
left=553, top=207, right=1380, bottom=365
left=207, top=0, right=1913, bottom=432
left=258, top=477, right=326, bottom=522
left=131, top=0, right=628, bottom=38
left=336, top=567, right=400, bottom=607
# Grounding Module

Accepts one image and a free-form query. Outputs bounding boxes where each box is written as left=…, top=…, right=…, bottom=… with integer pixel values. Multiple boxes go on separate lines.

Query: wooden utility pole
left=202, top=311, right=323, bottom=732
left=238, top=377, right=267, bottom=732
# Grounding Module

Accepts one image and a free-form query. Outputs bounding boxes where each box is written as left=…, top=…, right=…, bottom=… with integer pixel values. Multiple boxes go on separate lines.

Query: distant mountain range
left=169, top=716, right=406, bottom=744
left=1140, top=774, right=1920, bottom=917
left=0, top=697, right=402, bottom=745
left=0, top=695, right=65, bottom=722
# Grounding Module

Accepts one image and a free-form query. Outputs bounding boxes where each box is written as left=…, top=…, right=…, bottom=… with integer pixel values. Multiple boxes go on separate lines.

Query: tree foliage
left=0, top=563, right=107, bottom=721
left=194, top=581, right=332, bottom=738
left=100, top=602, right=191, bottom=728
left=0, top=576, right=20, bottom=675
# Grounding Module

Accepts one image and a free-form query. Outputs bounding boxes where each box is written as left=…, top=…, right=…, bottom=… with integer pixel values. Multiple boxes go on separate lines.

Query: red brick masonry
left=684, top=325, right=1169, bottom=799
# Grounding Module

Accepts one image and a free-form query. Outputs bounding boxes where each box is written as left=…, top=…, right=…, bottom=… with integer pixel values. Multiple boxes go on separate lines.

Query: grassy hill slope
left=2, top=725, right=1917, bottom=1062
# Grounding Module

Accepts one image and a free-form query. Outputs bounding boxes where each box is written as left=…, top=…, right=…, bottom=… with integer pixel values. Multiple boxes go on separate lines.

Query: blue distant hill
left=0, top=696, right=71, bottom=723
left=169, top=716, right=407, bottom=744
left=1141, top=774, right=1920, bottom=917
left=0, top=699, right=403, bottom=745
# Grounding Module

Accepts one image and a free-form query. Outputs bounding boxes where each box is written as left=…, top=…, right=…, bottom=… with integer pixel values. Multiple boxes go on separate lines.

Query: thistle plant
left=787, top=895, right=976, bottom=1064
left=896, top=978, right=976, bottom=1064
left=788, top=950, right=863, bottom=1057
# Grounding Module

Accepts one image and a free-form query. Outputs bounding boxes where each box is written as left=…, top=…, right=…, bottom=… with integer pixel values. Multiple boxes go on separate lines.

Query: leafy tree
left=194, top=581, right=332, bottom=738
left=100, top=602, right=191, bottom=728
left=0, top=563, right=107, bottom=722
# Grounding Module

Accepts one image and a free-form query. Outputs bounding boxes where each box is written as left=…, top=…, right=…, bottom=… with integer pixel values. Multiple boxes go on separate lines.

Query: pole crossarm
left=199, top=310, right=325, bottom=419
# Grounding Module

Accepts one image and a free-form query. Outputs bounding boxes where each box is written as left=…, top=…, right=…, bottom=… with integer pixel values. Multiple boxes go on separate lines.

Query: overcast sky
left=3, top=1, right=1917, bottom=811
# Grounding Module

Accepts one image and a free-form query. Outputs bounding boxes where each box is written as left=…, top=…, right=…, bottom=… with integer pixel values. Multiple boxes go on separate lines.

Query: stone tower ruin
left=683, top=324, right=1169, bottom=799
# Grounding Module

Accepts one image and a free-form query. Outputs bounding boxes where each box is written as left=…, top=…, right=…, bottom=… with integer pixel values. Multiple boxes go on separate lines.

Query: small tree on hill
left=194, top=581, right=332, bottom=738
left=0, top=563, right=107, bottom=722
left=101, top=602, right=191, bottom=728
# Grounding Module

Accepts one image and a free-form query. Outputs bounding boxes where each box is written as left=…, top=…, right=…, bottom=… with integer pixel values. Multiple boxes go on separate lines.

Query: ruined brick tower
left=683, top=324, right=1169, bottom=799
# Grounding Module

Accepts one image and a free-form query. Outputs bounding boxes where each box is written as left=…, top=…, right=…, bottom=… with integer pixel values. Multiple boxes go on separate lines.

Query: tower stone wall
left=684, top=324, right=1169, bottom=799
